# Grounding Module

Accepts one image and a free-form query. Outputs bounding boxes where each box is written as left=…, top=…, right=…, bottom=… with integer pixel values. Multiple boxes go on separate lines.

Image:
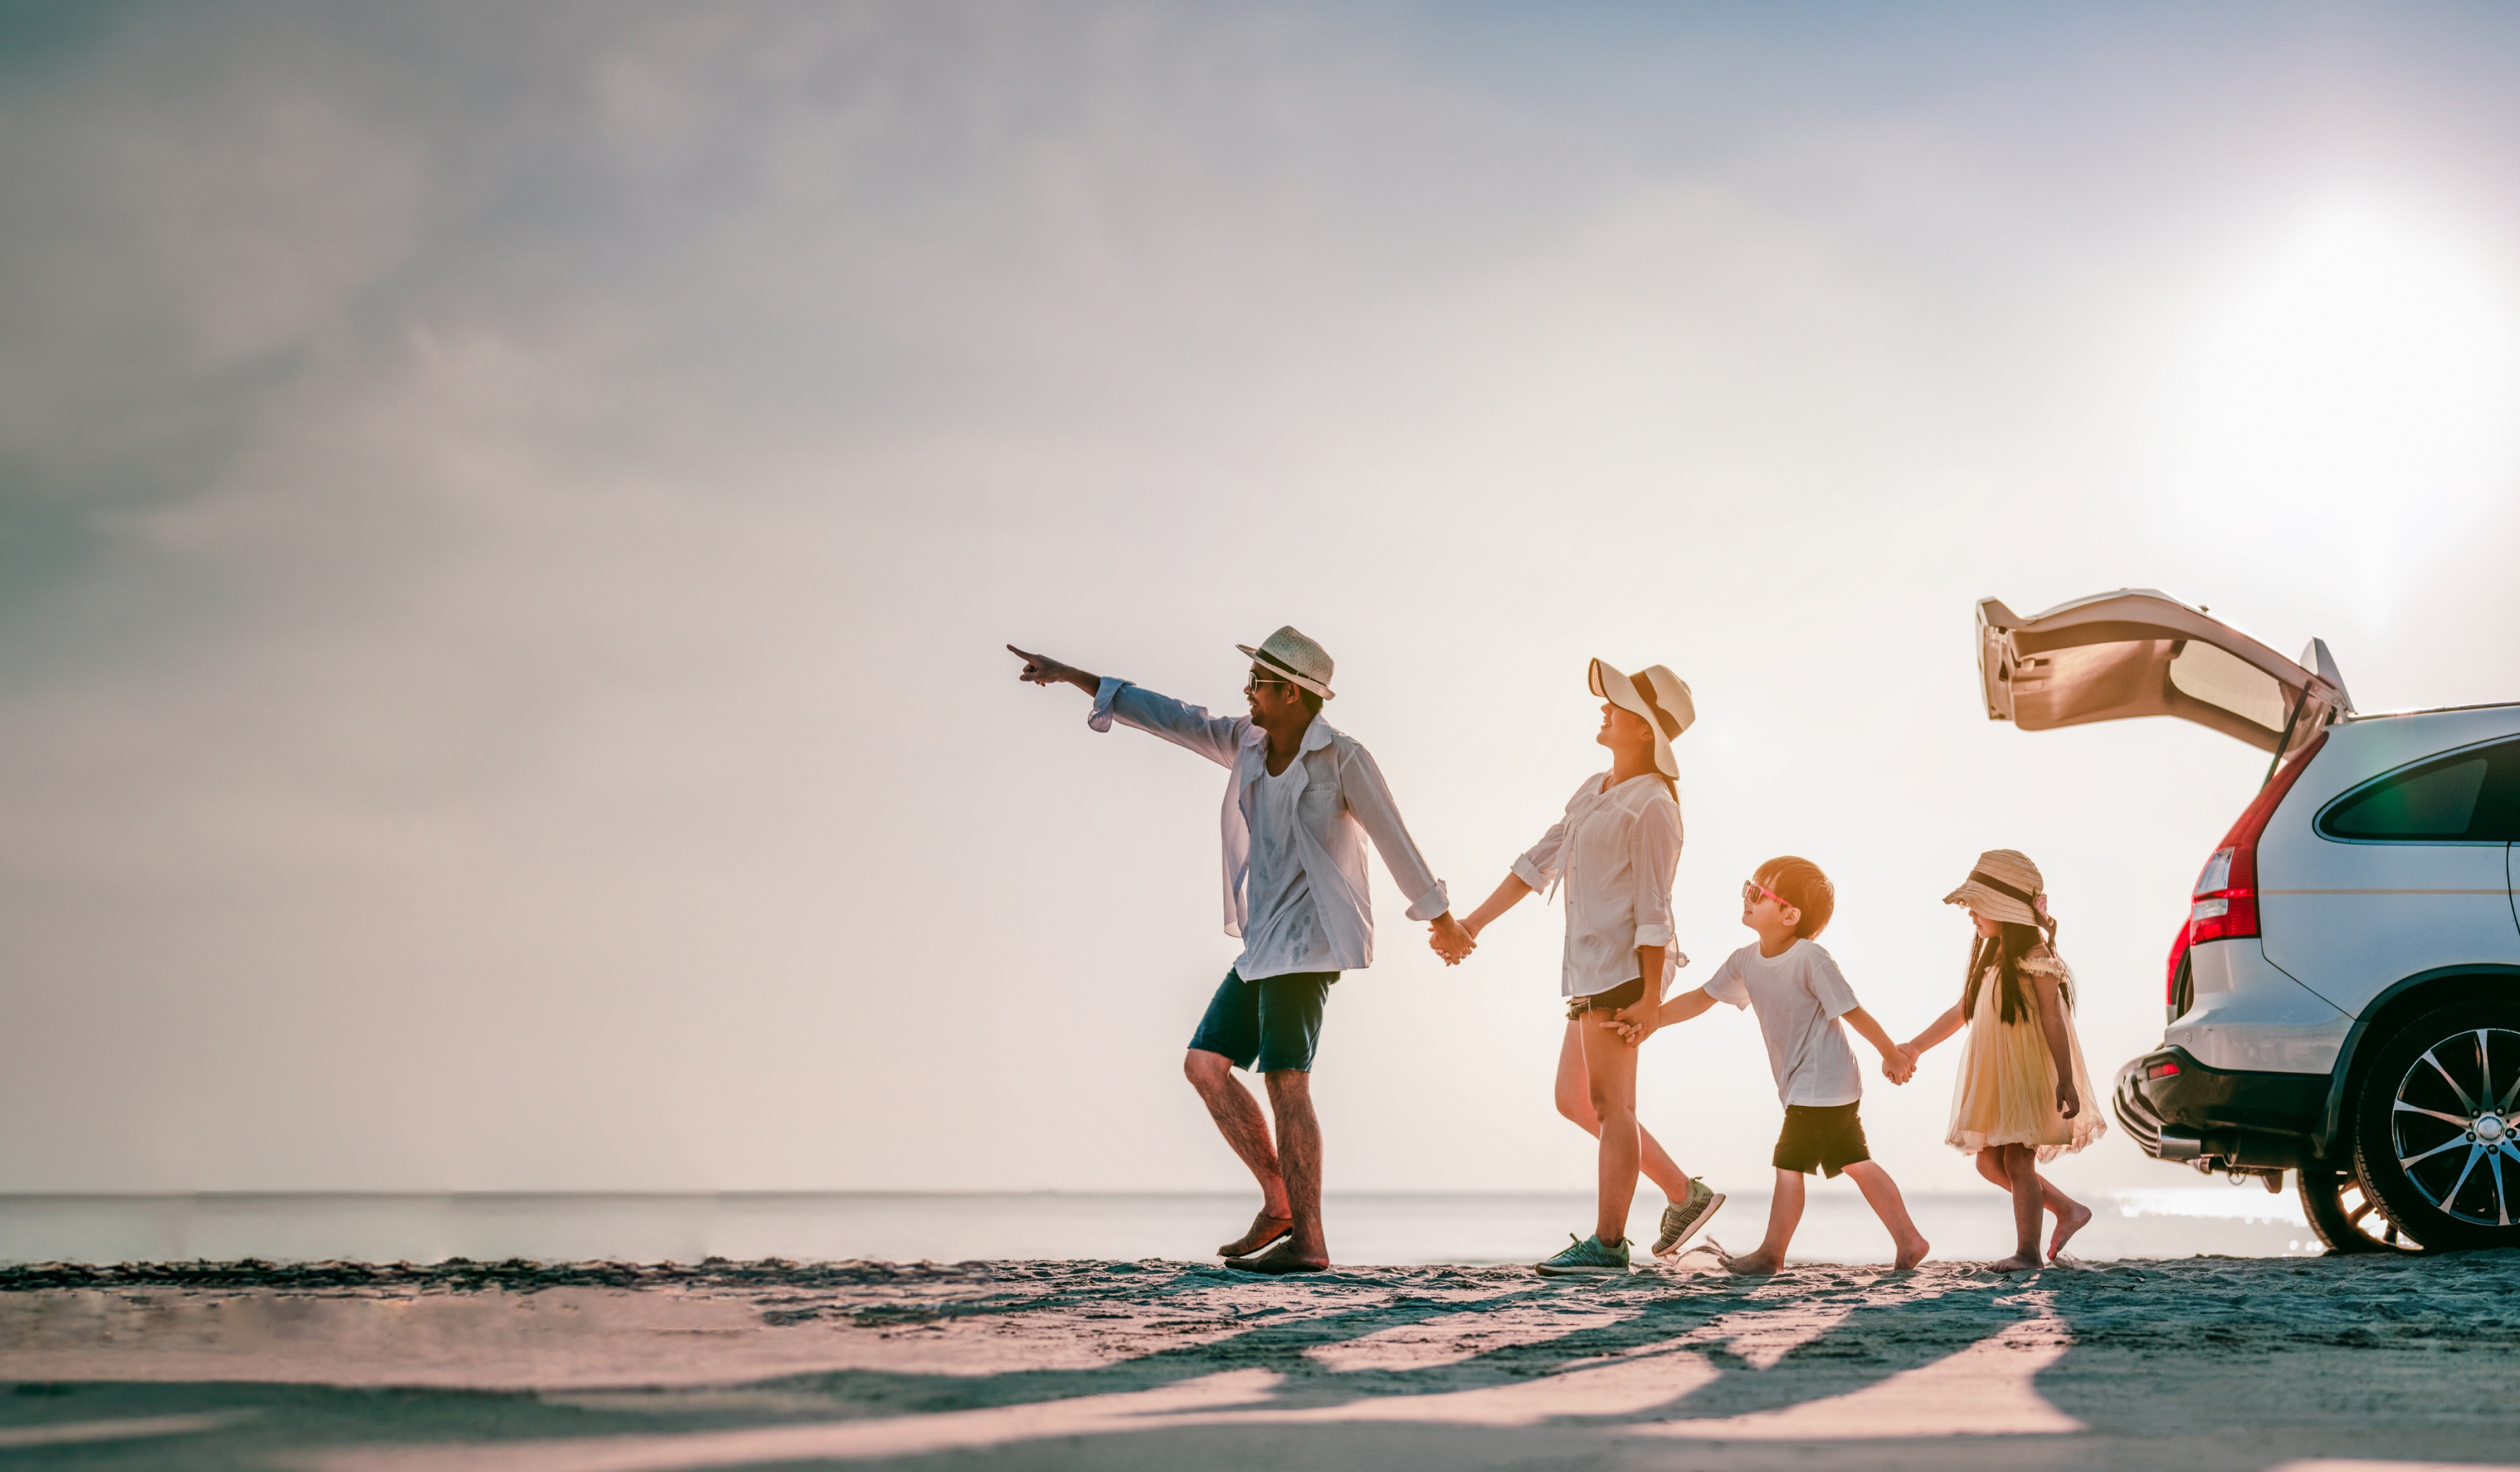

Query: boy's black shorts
left=1773, top=1102, right=1871, bottom=1178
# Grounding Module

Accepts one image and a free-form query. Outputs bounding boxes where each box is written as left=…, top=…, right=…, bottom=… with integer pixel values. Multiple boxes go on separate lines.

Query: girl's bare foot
left=1893, top=1235, right=1930, bottom=1271
left=2048, top=1202, right=2092, bottom=1262
left=1987, top=1252, right=2041, bottom=1272
left=1721, top=1247, right=1783, bottom=1275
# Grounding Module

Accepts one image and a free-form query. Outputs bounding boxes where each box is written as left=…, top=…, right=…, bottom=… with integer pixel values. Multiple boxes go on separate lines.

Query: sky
left=4, top=1, right=2520, bottom=1203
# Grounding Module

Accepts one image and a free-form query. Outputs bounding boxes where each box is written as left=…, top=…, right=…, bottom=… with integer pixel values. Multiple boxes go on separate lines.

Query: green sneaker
left=1653, top=1178, right=1726, bottom=1257
left=1534, top=1232, right=1632, bottom=1278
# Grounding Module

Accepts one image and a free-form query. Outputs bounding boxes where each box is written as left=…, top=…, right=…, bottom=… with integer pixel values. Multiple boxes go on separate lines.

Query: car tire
left=2352, top=1000, right=2520, bottom=1251
left=2296, top=1160, right=2412, bottom=1253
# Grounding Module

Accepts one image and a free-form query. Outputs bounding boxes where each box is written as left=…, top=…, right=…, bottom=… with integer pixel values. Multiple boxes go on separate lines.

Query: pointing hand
left=1009, top=645, right=1071, bottom=685
left=1007, top=645, right=1100, bottom=694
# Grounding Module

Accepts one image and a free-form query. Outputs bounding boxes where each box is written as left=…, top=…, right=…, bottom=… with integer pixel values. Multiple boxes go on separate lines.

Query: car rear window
left=2317, top=739, right=2520, bottom=842
left=2168, top=640, right=2288, bottom=734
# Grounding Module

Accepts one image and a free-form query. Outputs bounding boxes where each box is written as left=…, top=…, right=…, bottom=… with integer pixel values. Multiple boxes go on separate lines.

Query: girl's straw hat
left=1944, top=849, right=2046, bottom=927
left=1589, top=658, right=1694, bottom=780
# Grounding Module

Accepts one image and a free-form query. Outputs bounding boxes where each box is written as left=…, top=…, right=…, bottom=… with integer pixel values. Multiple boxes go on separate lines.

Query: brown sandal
left=1218, top=1212, right=1294, bottom=1259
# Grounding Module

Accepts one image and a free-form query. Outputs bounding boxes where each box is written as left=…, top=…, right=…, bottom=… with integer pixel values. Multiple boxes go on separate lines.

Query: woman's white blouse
left=1512, top=773, right=1685, bottom=999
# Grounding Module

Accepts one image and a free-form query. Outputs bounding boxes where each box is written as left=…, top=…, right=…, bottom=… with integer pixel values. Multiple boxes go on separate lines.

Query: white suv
left=1976, top=590, right=2520, bottom=1253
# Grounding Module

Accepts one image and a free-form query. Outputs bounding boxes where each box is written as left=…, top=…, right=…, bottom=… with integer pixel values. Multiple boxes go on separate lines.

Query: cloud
left=3, top=1, right=2519, bottom=1197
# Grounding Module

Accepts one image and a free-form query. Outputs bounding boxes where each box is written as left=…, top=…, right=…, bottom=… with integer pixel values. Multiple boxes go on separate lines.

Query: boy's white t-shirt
left=1702, top=939, right=1865, bottom=1108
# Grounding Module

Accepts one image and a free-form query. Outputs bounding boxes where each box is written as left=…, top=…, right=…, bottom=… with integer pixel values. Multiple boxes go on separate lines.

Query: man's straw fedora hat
left=1237, top=626, right=1336, bottom=699
left=1944, top=849, right=2046, bottom=927
left=1589, top=658, right=1694, bottom=780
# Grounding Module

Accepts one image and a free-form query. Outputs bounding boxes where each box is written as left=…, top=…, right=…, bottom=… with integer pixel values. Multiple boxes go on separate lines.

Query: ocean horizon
left=0, top=1186, right=2314, bottom=1268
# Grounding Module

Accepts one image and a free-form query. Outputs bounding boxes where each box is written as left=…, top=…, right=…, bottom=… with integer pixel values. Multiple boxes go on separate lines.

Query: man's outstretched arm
left=1009, top=643, right=1242, bottom=765
left=1009, top=645, right=1100, bottom=694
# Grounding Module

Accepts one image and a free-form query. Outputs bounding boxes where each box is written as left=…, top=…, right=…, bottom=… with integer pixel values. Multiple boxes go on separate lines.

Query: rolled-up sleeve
left=1511, top=820, right=1567, bottom=896
left=1630, top=800, right=1682, bottom=948
left=1091, top=680, right=1245, bottom=767
left=1336, top=742, right=1450, bottom=921
left=1088, top=676, right=1126, bottom=732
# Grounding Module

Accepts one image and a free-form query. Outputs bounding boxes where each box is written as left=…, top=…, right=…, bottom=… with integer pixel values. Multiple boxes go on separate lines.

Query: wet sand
left=3, top=1251, right=2517, bottom=1470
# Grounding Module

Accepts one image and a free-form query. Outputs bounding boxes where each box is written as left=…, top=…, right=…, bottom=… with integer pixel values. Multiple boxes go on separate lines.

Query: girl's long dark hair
left=1963, top=908, right=2068, bottom=1025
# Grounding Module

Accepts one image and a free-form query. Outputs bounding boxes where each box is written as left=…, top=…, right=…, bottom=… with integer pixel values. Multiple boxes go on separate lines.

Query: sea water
left=0, top=1187, right=2314, bottom=1266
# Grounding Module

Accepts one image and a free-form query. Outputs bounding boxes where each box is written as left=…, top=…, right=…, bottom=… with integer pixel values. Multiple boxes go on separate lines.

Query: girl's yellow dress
left=1946, top=948, right=2106, bottom=1161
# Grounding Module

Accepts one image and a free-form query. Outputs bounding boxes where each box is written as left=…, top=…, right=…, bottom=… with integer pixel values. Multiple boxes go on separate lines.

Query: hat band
left=1968, top=870, right=2041, bottom=909
left=1252, top=647, right=1320, bottom=688
left=1630, top=674, right=1683, bottom=739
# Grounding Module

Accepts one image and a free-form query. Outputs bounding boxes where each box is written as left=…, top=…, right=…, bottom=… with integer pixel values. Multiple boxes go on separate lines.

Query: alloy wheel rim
left=2391, top=1027, right=2520, bottom=1227
left=2307, top=1164, right=2404, bottom=1248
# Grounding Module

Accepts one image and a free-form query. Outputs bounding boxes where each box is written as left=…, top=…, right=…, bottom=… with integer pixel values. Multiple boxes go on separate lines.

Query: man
left=1009, top=627, right=1474, bottom=1274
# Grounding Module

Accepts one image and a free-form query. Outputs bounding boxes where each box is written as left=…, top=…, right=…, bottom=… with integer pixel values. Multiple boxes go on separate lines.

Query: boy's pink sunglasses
left=1743, top=879, right=1789, bottom=909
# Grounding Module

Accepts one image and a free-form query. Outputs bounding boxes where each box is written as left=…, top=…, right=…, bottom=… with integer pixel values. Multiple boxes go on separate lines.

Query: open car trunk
left=1975, top=590, right=2351, bottom=758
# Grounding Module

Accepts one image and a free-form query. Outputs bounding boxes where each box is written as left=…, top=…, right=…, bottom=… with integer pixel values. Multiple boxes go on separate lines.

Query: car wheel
left=2352, top=1001, right=2520, bottom=1251
left=2296, top=1160, right=2413, bottom=1253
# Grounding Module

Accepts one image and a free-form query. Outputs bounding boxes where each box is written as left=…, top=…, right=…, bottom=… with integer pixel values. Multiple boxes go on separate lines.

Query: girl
left=1901, top=849, right=2105, bottom=1271
left=1454, top=659, right=1722, bottom=1276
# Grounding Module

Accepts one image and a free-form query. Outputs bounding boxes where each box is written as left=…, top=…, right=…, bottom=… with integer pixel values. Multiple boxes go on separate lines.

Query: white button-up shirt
left=1091, top=678, right=1451, bottom=979
left=1511, top=772, right=1685, bottom=999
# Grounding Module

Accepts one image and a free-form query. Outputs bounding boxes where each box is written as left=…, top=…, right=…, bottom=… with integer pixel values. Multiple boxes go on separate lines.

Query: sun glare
left=2143, top=200, right=2520, bottom=617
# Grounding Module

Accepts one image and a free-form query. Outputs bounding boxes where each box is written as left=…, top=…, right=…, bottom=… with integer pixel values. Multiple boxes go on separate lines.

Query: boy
left=1620, top=855, right=1930, bottom=1273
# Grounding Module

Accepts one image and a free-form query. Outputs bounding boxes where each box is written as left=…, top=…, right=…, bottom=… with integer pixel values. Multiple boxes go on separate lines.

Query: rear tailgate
left=1976, top=589, right=2349, bottom=758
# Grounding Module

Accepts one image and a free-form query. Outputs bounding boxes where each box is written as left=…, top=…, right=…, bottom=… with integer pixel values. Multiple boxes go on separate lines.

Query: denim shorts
left=1565, top=976, right=1646, bottom=1022
left=1189, top=969, right=1336, bottom=1074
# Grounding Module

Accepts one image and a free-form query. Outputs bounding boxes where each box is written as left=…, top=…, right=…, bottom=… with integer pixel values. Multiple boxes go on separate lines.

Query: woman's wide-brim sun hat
left=1237, top=625, right=1336, bottom=699
left=1589, top=659, right=1695, bottom=779
left=1944, top=848, right=2046, bottom=927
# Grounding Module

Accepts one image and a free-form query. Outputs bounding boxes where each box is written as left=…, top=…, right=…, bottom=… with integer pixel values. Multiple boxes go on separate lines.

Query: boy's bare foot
left=1987, top=1252, right=2041, bottom=1273
left=2048, top=1202, right=2092, bottom=1262
left=1720, top=1247, right=1783, bottom=1276
left=1893, top=1235, right=1930, bottom=1271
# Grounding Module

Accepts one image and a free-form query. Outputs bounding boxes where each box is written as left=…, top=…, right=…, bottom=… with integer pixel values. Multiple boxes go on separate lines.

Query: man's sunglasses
left=1245, top=671, right=1297, bottom=694
left=1743, top=879, right=1791, bottom=910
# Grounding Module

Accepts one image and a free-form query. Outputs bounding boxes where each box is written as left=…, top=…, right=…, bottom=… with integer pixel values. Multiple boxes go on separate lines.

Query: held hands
left=1428, top=913, right=1476, bottom=965
left=1609, top=1001, right=1660, bottom=1047
left=1880, top=1041, right=1920, bottom=1085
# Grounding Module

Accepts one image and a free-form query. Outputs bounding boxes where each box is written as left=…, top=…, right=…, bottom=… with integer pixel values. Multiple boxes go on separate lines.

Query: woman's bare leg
left=1582, top=1012, right=1643, bottom=1244
left=1555, top=1019, right=1692, bottom=1201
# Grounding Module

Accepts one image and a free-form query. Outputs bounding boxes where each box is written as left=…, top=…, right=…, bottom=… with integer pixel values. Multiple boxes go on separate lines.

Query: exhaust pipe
left=2158, top=1127, right=2203, bottom=1162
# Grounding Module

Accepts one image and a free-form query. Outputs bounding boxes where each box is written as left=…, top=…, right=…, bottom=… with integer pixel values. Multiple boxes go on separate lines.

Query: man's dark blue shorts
left=1189, top=969, right=1336, bottom=1074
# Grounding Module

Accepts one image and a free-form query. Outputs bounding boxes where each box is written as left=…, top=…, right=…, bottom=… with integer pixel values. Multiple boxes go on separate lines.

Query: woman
left=1455, top=659, right=1722, bottom=1276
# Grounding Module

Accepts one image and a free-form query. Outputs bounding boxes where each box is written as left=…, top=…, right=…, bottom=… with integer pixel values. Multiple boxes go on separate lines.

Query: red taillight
left=2165, top=918, right=2192, bottom=1009
left=2147, top=1061, right=2183, bottom=1080
left=2188, top=729, right=2328, bottom=947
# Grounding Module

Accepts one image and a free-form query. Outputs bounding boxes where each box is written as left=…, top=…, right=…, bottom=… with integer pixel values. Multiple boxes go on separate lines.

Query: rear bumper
left=2112, top=1047, right=2329, bottom=1172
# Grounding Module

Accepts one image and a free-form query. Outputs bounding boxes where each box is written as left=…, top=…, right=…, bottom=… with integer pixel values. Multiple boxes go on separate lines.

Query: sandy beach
left=4, top=1248, right=2518, bottom=1471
